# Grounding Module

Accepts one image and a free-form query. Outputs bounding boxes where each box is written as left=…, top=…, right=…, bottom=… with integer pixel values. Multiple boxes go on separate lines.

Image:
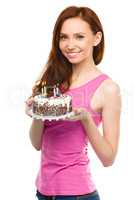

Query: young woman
left=25, top=6, right=121, bottom=200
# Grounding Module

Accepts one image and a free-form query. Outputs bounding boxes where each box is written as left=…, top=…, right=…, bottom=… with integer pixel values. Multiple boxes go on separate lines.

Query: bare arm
left=25, top=96, right=45, bottom=151
left=29, top=119, right=45, bottom=151
left=82, top=81, right=121, bottom=167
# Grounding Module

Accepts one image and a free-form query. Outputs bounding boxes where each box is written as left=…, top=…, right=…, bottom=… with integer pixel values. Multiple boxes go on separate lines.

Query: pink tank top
left=35, top=73, right=110, bottom=195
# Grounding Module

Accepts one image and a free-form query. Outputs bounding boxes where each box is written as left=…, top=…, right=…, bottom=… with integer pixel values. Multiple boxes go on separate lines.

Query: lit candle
left=44, top=81, right=47, bottom=96
left=53, top=85, right=57, bottom=97
left=36, top=80, right=41, bottom=86
left=41, top=81, right=44, bottom=95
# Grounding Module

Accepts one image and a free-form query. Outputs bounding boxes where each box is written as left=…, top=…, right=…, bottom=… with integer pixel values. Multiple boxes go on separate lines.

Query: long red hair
left=32, top=6, right=105, bottom=96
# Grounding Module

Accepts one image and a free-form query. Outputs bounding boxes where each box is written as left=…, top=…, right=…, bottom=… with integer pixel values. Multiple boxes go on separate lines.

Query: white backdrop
left=0, top=0, right=137, bottom=199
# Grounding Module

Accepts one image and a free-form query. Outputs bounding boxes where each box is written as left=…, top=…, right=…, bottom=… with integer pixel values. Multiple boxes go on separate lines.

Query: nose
left=66, top=46, right=76, bottom=51
left=66, top=39, right=76, bottom=50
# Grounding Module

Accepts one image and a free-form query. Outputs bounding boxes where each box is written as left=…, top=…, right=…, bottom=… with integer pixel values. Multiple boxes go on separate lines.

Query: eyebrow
left=60, top=32, right=86, bottom=35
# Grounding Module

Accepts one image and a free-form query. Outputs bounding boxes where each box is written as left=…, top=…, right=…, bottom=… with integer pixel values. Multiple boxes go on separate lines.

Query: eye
left=59, top=35, right=67, bottom=40
left=76, top=35, right=85, bottom=39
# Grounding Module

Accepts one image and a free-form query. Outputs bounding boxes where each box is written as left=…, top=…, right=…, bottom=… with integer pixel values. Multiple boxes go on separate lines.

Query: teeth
left=67, top=52, right=79, bottom=56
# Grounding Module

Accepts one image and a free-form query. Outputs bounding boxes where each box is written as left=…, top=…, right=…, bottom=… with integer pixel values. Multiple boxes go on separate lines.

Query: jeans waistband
left=77, top=190, right=98, bottom=197
left=51, top=190, right=98, bottom=200
left=36, top=190, right=98, bottom=200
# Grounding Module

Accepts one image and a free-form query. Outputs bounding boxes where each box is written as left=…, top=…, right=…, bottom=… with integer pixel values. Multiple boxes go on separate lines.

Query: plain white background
left=0, top=0, right=138, bottom=199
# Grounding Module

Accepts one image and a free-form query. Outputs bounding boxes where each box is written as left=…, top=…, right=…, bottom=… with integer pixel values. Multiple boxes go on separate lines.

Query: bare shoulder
left=101, top=78, right=121, bottom=110
left=90, top=73, right=121, bottom=113
left=102, top=78, right=121, bottom=96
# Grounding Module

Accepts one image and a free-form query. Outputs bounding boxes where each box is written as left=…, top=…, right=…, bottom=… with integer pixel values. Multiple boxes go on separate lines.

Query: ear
left=93, top=31, right=102, bottom=46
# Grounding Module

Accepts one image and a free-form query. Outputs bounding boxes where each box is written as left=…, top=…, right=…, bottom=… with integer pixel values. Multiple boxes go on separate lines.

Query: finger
left=25, top=111, right=32, bottom=118
left=25, top=108, right=33, bottom=117
left=27, top=113, right=32, bottom=118
left=25, top=96, right=34, bottom=104
left=66, top=116, right=79, bottom=121
left=74, top=109, right=82, bottom=116
left=64, top=117, right=75, bottom=121
left=25, top=99, right=33, bottom=106
left=25, top=105, right=32, bottom=112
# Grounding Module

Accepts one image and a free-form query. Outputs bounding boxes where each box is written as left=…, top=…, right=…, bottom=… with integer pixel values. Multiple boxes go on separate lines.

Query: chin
left=67, top=58, right=84, bottom=64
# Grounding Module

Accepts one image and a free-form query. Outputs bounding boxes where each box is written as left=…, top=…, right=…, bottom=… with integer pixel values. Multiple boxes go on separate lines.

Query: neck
left=72, top=59, right=97, bottom=76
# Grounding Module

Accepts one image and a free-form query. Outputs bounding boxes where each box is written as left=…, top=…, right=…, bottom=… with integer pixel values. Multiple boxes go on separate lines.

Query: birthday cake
left=33, top=94, right=72, bottom=117
left=32, top=83, right=72, bottom=117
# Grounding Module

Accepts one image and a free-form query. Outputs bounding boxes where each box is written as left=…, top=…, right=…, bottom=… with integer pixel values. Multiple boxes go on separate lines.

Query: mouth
left=65, top=51, right=82, bottom=58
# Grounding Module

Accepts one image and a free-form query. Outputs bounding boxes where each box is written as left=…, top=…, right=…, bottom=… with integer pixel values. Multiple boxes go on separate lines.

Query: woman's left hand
left=65, top=107, right=91, bottom=122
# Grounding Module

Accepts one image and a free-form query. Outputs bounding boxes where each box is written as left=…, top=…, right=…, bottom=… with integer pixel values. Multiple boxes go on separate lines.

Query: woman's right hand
left=25, top=96, right=34, bottom=118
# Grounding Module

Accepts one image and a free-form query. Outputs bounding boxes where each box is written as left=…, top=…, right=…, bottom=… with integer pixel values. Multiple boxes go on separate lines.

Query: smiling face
left=59, top=17, right=102, bottom=64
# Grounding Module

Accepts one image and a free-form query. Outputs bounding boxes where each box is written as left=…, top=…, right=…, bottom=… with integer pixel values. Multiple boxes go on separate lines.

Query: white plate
left=28, top=108, right=75, bottom=121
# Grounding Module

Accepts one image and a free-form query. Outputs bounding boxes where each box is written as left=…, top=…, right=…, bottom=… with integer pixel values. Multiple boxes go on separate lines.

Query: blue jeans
left=36, top=190, right=100, bottom=200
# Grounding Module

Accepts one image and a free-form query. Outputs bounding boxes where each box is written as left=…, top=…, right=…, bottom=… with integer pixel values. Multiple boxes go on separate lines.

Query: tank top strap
left=85, top=73, right=110, bottom=108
